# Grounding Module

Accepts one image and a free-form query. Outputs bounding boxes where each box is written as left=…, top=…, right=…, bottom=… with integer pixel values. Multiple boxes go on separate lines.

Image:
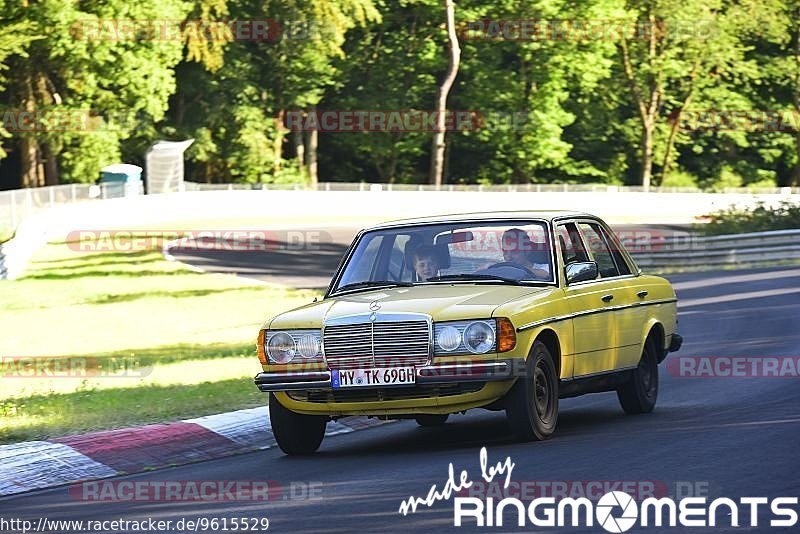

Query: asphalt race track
left=2, top=237, right=799, bottom=532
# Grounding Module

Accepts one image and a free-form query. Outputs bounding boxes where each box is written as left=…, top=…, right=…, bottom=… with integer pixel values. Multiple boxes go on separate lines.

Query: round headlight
left=267, top=331, right=296, bottom=363
left=296, top=333, right=320, bottom=358
left=436, top=325, right=462, bottom=352
left=464, top=321, right=495, bottom=354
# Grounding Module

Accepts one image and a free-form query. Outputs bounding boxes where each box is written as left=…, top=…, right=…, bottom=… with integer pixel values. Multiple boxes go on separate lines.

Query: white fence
left=2, top=181, right=798, bottom=236
left=0, top=183, right=128, bottom=234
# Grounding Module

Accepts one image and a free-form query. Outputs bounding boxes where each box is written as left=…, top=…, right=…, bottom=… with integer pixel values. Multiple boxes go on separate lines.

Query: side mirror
left=565, top=261, right=598, bottom=284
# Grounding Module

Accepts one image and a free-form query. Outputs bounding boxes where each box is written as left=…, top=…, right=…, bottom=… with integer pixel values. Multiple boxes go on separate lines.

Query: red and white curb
left=0, top=407, right=391, bottom=497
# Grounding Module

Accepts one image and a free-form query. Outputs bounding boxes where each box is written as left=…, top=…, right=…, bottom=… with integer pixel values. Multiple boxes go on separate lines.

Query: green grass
left=0, top=378, right=266, bottom=443
left=0, top=239, right=320, bottom=443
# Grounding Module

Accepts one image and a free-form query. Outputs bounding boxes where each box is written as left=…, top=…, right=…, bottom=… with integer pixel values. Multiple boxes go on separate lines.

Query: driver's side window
left=556, top=223, right=589, bottom=265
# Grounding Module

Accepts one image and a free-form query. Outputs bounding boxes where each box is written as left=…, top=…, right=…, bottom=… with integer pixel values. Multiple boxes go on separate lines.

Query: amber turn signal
left=496, top=318, right=516, bottom=352
left=257, top=329, right=267, bottom=365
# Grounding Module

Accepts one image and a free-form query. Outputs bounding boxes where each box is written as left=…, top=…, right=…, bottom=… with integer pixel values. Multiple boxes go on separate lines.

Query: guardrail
left=628, top=229, right=800, bottom=270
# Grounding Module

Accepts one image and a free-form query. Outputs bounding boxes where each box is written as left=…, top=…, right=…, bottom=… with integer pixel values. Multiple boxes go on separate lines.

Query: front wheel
left=617, top=338, right=659, bottom=414
left=505, top=341, right=559, bottom=441
left=269, top=393, right=327, bottom=455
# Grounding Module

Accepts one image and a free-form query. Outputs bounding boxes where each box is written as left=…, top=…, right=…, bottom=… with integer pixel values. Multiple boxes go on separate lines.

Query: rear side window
left=578, top=223, right=621, bottom=278
left=603, top=228, right=632, bottom=276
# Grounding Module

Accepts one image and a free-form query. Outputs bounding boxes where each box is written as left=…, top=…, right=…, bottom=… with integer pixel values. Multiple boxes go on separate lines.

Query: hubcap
left=639, top=353, right=656, bottom=397
left=533, top=361, right=553, bottom=423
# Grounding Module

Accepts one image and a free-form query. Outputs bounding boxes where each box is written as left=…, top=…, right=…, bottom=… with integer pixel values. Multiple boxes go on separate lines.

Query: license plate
left=331, top=367, right=416, bottom=388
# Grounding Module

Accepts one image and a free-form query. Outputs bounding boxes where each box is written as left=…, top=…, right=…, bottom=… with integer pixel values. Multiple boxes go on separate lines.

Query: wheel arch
left=643, top=321, right=666, bottom=362
left=533, top=328, right=561, bottom=378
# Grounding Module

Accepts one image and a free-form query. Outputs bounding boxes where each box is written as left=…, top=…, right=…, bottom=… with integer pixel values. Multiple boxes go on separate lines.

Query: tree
left=0, top=0, right=190, bottom=187
left=615, top=0, right=786, bottom=189
left=429, top=0, right=460, bottom=186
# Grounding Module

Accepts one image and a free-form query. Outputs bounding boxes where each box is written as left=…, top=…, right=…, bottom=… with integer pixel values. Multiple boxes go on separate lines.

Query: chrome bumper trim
left=254, top=371, right=332, bottom=392
left=254, top=360, right=514, bottom=392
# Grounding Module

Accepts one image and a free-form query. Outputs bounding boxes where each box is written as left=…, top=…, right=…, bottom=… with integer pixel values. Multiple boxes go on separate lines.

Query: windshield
left=330, top=220, right=554, bottom=294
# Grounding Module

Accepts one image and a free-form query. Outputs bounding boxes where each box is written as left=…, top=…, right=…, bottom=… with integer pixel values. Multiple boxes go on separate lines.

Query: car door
left=557, top=222, right=618, bottom=377
left=597, top=223, right=651, bottom=369
left=577, top=221, right=644, bottom=371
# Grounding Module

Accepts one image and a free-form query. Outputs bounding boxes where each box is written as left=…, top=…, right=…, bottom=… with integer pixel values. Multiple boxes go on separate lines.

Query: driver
left=501, top=228, right=550, bottom=279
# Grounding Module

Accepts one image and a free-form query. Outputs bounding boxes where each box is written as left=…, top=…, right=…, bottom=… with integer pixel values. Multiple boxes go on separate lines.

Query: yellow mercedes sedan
left=254, top=211, right=682, bottom=454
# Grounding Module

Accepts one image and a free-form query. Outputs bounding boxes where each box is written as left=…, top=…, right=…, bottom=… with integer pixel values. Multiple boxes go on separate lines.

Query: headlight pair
left=265, top=329, right=322, bottom=364
left=434, top=318, right=515, bottom=355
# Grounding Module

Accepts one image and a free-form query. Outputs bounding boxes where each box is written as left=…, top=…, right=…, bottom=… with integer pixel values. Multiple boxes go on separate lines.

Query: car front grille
left=323, top=319, right=430, bottom=370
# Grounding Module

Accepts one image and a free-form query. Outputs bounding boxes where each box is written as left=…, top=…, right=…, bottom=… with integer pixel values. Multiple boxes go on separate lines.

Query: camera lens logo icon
left=596, top=491, right=638, bottom=533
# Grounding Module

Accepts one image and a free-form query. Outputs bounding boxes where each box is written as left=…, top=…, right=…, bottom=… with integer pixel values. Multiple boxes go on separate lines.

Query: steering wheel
left=486, top=261, right=538, bottom=277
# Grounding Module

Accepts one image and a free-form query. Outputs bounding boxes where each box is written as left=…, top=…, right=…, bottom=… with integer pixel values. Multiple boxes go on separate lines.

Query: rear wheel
left=269, top=392, right=327, bottom=455
left=415, top=414, right=449, bottom=427
left=617, top=338, right=659, bottom=414
left=505, top=341, right=559, bottom=441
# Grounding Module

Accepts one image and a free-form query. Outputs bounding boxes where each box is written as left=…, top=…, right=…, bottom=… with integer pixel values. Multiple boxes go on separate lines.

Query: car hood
left=266, top=284, right=553, bottom=329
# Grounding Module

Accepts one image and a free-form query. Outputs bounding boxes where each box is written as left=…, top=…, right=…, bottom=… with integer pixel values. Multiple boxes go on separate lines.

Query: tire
left=505, top=340, right=559, bottom=441
left=415, top=414, right=449, bottom=427
left=617, top=338, right=659, bottom=414
left=269, top=392, right=327, bottom=455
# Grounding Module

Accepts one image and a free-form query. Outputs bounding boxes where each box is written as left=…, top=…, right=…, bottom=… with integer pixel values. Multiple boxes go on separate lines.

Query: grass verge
left=0, top=239, right=320, bottom=444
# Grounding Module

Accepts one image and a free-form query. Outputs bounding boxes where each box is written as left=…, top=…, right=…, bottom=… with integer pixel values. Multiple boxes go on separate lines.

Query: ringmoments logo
left=398, top=448, right=799, bottom=531
left=595, top=491, right=638, bottom=532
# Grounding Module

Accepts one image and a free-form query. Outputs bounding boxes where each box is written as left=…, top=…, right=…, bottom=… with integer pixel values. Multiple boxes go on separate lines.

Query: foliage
left=0, top=0, right=799, bottom=187
left=698, top=200, right=800, bottom=235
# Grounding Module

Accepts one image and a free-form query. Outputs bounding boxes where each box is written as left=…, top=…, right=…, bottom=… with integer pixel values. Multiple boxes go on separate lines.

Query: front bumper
left=254, top=360, right=515, bottom=392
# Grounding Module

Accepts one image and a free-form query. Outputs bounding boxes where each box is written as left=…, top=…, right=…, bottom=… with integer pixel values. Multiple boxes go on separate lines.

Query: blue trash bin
left=100, top=164, right=143, bottom=197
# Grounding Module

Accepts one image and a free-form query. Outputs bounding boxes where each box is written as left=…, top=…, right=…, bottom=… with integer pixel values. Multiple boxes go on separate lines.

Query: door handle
left=637, top=290, right=648, bottom=298
left=601, top=294, right=614, bottom=302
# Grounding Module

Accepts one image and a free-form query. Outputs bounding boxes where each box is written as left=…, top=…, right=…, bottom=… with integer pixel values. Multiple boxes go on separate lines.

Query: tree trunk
left=794, top=131, right=800, bottom=187
left=19, top=136, right=41, bottom=188
left=293, top=125, right=305, bottom=171
left=660, top=62, right=700, bottom=186
left=273, top=109, right=285, bottom=176
left=43, top=143, right=58, bottom=186
left=19, top=73, right=43, bottom=188
left=387, top=133, right=399, bottom=183
left=641, top=121, right=654, bottom=192
left=306, top=108, right=318, bottom=188
left=619, top=13, right=662, bottom=192
left=428, top=0, right=461, bottom=187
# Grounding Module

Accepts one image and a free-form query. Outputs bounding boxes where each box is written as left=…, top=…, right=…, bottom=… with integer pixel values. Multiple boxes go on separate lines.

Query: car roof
left=364, top=210, right=596, bottom=230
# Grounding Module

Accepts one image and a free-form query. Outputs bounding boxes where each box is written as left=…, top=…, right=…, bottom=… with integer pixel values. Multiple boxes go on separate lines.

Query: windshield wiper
left=425, top=274, right=525, bottom=285
left=333, top=280, right=414, bottom=294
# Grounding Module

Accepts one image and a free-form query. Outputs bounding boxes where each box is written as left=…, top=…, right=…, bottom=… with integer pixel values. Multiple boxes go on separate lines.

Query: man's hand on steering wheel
left=487, top=261, right=537, bottom=277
